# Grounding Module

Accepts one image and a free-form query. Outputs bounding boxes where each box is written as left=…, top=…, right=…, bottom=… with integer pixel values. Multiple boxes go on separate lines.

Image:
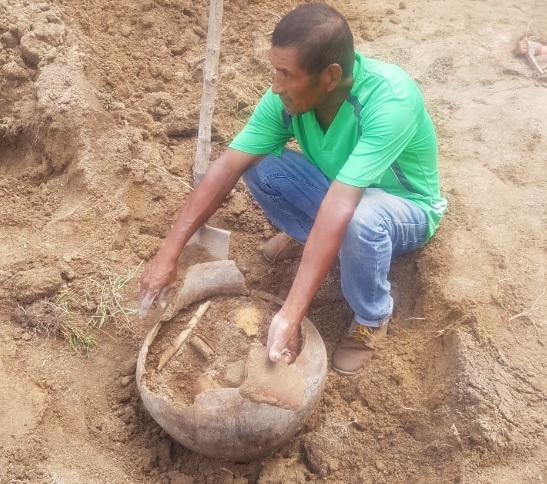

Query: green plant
left=67, top=332, right=97, bottom=351
left=52, top=290, right=97, bottom=353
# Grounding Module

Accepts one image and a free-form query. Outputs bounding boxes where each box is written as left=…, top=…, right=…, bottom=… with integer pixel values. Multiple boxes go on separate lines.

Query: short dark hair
left=272, top=3, right=354, bottom=79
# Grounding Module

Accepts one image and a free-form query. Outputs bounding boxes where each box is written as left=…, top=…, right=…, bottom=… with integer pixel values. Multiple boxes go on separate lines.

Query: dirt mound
left=1, top=0, right=545, bottom=482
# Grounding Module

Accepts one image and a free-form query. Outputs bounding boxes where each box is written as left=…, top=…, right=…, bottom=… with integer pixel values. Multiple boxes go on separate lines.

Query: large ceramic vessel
left=136, top=290, right=328, bottom=462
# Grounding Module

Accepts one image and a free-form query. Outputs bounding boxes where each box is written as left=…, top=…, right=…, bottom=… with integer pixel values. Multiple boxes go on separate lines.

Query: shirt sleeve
left=336, top=96, right=419, bottom=187
left=229, top=88, right=294, bottom=156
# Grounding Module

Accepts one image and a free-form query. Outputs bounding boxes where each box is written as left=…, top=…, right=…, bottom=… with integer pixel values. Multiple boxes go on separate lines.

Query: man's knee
left=343, top=215, right=388, bottom=254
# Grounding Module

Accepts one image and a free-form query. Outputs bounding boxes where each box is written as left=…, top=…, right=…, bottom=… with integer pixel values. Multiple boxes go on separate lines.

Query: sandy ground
left=0, top=0, right=546, bottom=482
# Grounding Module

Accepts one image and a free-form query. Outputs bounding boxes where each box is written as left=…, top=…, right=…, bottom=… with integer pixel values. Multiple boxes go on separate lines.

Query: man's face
left=269, top=46, right=329, bottom=116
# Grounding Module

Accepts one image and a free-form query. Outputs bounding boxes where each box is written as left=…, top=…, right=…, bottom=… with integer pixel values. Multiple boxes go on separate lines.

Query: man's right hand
left=139, top=254, right=177, bottom=318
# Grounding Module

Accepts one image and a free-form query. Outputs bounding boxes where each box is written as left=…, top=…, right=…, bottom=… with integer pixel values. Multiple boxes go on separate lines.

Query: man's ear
left=322, top=63, right=343, bottom=91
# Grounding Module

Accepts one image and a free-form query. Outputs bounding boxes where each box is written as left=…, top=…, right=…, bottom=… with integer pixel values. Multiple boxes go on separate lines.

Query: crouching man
left=140, top=3, right=447, bottom=375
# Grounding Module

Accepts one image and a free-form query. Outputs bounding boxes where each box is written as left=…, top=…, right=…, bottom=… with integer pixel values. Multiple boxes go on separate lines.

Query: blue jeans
left=242, top=149, right=428, bottom=328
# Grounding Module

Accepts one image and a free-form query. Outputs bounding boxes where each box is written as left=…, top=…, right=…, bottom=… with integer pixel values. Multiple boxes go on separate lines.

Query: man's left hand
left=267, top=312, right=300, bottom=364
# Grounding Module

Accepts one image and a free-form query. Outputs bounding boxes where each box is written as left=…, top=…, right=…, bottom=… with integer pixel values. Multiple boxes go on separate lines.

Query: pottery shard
left=223, top=359, right=246, bottom=387
left=161, top=260, right=248, bottom=322
left=239, top=344, right=306, bottom=411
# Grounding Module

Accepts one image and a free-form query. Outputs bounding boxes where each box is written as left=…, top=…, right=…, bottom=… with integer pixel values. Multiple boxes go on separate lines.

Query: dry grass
left=86, top=262, right=142, bottom=335
left=19, top=300, right=64, bottom=337
left=21, top=291, right=97, bottom=352
left=19, top=263, right=142, bottom=350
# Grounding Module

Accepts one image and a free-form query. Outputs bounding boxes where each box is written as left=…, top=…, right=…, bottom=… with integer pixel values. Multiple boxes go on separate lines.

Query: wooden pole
left=193, top=0, right=224, bottom=186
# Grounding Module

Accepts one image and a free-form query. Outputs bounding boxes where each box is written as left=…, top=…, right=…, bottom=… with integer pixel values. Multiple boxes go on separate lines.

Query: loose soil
left=0, top=0, right=546, bottom=482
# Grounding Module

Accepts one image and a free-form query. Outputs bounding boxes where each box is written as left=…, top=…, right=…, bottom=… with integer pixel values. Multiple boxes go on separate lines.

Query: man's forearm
left=280, top=181, right=365, bottom=325
left=156, top=150, right=254, bottom=262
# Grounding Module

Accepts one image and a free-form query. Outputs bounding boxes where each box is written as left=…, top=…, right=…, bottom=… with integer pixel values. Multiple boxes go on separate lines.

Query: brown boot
left=262, top=233, right=304, bottom=263
left=332, top=319, right=389, bottom=376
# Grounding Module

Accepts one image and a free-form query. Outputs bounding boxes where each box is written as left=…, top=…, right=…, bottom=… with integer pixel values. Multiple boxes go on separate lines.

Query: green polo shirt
left=230, top=51, right=447, bottom=240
